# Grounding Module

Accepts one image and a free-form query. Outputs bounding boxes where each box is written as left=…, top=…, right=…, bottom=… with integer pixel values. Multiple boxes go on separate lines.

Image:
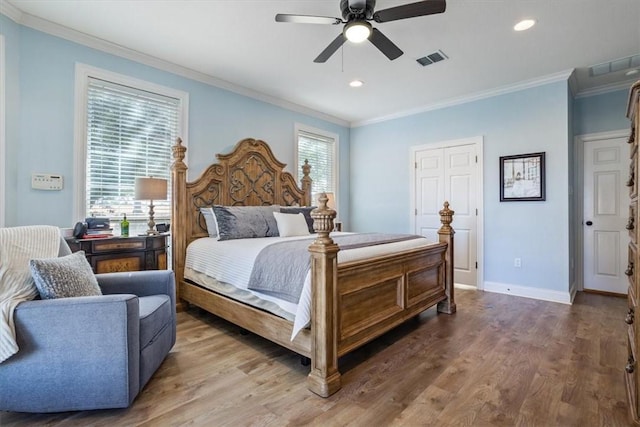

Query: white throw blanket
left=0, top=226, right=60, bottom=363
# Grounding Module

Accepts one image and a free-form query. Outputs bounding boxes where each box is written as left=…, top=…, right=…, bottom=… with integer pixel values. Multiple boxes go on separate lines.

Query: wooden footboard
left=307, top=194, right=455, bottom=397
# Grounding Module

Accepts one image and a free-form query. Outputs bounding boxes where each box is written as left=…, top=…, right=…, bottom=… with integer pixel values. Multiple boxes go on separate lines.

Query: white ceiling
left=5, top=0, right=640, bottom=126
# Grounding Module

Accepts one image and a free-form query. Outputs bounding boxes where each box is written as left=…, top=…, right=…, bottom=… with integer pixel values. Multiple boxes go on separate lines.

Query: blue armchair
left=0, top=263, right=176, bottom=413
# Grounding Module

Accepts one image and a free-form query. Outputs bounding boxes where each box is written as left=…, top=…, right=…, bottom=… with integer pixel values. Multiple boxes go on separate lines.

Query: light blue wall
left=1, top=14, right=21, bottom=226
left=351, top=81, right=570, bottom=292
left=573, top=88, right=629, bottom=136
left=2, top=18, right=350, bottom=227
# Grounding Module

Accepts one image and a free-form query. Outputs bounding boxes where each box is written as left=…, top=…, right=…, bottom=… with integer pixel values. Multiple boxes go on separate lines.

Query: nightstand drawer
left=92, top=239, right=146, bottom=253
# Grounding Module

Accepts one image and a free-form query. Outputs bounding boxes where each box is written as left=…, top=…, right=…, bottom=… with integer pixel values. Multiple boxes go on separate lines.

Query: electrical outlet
left=514, top=258, right=521, bottom=268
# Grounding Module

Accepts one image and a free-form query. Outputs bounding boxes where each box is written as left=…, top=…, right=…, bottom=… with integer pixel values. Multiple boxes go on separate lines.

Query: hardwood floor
left=1, top=289, right=631, bottom=426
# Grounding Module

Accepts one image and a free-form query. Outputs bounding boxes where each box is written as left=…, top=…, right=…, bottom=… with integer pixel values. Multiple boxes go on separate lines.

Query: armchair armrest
left=0, top=296, right=140, bottom=412
left=97, top=270, right=176, bottom=345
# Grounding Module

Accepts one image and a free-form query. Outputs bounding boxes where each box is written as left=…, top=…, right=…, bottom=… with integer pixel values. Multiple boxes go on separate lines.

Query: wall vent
left=417, top=50, right=448, bottom=67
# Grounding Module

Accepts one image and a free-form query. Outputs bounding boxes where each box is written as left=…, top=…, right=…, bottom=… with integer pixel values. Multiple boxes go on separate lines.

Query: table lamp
left=135, top=177, right=168, bottom=235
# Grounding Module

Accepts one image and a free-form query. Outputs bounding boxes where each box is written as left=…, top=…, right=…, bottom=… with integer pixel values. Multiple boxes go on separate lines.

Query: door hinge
left=415, top=208, right=418, bottom=215
left=475, top=262, right=478, bottom=269
left=476, top=208, right=478, bottom=215
left=415, top=162, right=418, bottom=169
left=475, top=155, right=478, bottom=163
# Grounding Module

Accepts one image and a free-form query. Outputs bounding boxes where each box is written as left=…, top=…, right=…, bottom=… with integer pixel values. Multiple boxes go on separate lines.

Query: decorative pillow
left=212, top=205, right=280, bottom=240
left=29, top=251, right=102, bottom=299
left=273, top=212, right=311, bottom=237
left=280, top=206, right=316, bottom=233
left=200, top=207, right=219, bottom=238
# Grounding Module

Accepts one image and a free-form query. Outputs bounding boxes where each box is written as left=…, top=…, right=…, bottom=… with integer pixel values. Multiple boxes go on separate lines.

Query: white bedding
left=185, top=232, right=437, bottom=339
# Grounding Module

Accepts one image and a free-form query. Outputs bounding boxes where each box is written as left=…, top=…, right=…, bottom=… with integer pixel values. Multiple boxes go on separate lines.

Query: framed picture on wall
left=500, top=152, right=546, bottom=202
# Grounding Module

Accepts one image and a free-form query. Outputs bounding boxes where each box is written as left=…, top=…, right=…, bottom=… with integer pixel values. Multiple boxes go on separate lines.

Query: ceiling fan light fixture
left=514, top=19, right=536, bottom=32
left=344, top=20, right=372, bottom=43
left=349, top=79, right=364, bottom=87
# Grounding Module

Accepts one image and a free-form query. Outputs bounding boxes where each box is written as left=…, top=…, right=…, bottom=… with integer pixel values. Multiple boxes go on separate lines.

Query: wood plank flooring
left=1, top=289, right=631, bottom=426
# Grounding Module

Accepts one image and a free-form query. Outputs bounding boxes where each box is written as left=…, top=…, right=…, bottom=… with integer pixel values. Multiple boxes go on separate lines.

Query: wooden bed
left=171, top=137, right=456, bottom=397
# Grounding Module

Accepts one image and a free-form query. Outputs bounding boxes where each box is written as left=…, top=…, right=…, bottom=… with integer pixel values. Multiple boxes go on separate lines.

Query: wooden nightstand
left=66, top=234, right=169, bottom=274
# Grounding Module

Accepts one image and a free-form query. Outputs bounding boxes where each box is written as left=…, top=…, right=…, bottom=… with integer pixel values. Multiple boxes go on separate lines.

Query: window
left=75, top=65, right=188, bottom=232
left=295, top=124, right=338, bottom=208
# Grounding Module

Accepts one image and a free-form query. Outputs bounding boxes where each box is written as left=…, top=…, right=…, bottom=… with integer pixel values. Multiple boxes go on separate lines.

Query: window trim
left=73, top=63, right=189, bottom=222
left=294, top=123, right=339, bottom=210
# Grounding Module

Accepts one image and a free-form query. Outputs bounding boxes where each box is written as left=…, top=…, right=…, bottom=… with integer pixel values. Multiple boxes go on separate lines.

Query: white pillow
left=200, top=207, right=219, bottom=239
left=273, top=212, right=311, bottom=237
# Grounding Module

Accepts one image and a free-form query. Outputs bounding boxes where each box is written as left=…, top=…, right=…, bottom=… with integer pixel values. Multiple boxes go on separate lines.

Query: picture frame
left=500, top=152, right=546, bottom=202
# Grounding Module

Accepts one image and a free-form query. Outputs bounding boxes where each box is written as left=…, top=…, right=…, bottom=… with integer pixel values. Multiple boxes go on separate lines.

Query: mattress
left=184, top=232, right=437, bottom=339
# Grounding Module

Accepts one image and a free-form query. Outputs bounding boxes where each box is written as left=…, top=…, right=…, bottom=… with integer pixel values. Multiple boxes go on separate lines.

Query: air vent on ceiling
left=417, top=50, right=448, bottom=67
left=589, top=54, right=640, bottom=77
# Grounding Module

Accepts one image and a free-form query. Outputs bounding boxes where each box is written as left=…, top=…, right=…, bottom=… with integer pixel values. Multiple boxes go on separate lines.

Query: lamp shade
left=324, top=192, right=336, bottom=210
left=314, top=192, right=336, bottom=210
left=135, top=177, right=167, bottom=200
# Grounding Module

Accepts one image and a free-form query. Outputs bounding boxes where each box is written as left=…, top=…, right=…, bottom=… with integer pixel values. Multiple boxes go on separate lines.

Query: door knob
left=585, top=221, right=593, bottom=226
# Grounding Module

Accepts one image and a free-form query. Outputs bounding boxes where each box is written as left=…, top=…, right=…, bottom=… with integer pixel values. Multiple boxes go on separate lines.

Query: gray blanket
left=247, top=233, right=422, bottom=303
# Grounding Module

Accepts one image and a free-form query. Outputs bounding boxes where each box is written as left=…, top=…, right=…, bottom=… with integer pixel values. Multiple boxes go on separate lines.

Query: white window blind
left=297, top=129, right=336, bottom=196
left=85, top=77, right=178, bottom=222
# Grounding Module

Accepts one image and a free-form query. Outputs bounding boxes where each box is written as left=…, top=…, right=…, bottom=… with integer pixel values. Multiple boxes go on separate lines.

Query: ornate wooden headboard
left=170, top=137, right=312, bottom=286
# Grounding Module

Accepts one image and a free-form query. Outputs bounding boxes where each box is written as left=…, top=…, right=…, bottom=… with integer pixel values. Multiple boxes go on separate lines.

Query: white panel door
left=415, top=144, right=477, bottom=286
left=583, top=137, right=628, bottom=294
left=414, top=148, right=445, bottom=243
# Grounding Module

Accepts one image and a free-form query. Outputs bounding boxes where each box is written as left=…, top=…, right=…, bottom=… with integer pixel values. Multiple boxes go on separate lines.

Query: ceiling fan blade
left=314, top=33, right=347, bottom=63
left=369, top=28, right=403, bottom=60
left=373, top=0, right=446, bottom=23
left=275, top=14, right=342, bottom=25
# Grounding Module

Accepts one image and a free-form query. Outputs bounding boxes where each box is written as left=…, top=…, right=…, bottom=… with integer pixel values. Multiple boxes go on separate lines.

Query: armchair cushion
left=29, top=251, right=101, bottom=299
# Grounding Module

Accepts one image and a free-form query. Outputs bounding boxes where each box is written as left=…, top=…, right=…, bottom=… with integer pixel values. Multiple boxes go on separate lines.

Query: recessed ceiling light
left=627, top=69, right=640, bottom=76
left=514, top=19, right=536, bottom=31
left=349, top=80, right=364, bottom=88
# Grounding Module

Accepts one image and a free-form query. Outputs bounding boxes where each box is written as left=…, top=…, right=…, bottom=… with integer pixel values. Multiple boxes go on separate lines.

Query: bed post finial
left=172, top=137, right=187, bottom=166
left=439, top=201, right=454, bottom=232
left=311, top=192, right=336, bottom=243
left=307, top=192, right=341, bottom=397
left=301, top=159, right=312, bottom=206
left=437, top=201, right=456, bottom=315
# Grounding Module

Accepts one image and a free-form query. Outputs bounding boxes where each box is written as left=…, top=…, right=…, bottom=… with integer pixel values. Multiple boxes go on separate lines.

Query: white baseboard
left=483, top=281, right=573, bottom=305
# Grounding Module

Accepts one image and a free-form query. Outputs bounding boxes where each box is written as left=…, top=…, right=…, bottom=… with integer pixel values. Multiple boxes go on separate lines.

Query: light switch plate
left=31, top=173, right=63, bottom=190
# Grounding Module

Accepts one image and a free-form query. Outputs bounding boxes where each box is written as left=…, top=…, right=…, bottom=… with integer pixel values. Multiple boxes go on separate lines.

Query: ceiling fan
left=275, top=0, right=446, bottom=63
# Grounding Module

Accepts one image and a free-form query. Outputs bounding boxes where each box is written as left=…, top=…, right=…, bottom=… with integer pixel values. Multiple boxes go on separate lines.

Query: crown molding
left=0, top=0, right=22, bottom=22
left=574, top=79, right=636, bottom=99
left=9, top=8, right=349, bottom=127
left=351, top=69, right=575, bottom=128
